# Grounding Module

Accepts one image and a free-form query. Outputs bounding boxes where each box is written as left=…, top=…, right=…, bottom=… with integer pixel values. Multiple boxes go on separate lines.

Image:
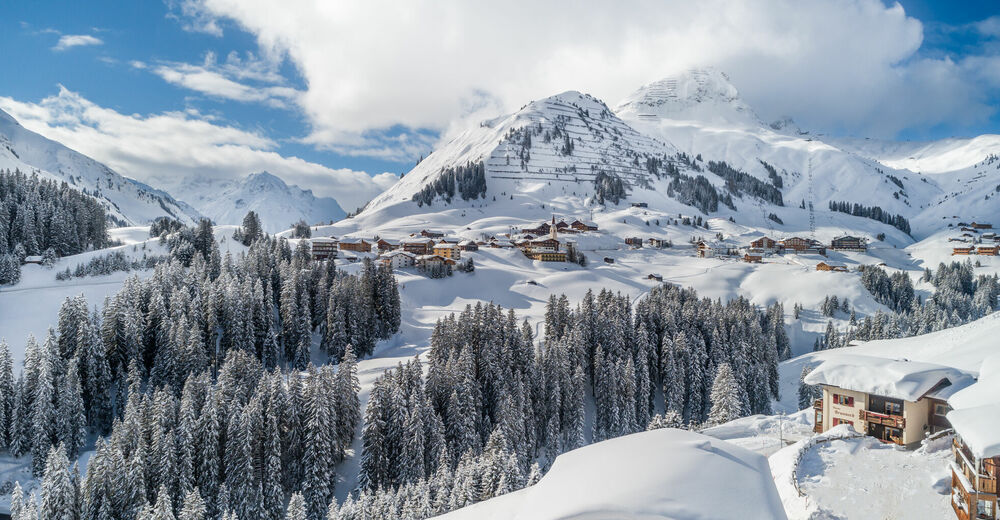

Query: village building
left=489, top=238, right=514, bottom=248
left=743, top=253, right=763, bottom=264
left=526, top=250, right=568, bottom=262
left=972, top=222, right=993, bottom=230
left=780, top=237, right=826, bottom=255
left=647, top=273, right=663, bottom=281
left=570, top=219, right=598, bottom=232
left=816, top=262, right=848, bottom=272
left=401, top=237, right=435, bottom=255
left=309, top=237, right=338, bottom=261
left=749, top=236, right=780, bottom=254
left=604, top=257, right=615, bottom=264
left=631, top=202, right=648, bottom=208
left=22, top=255, right=43, bottom=265
left=954, top=247, right=975, bottom=255
left=338, top=237, right=372, bottom=253
left=625, top=237, right=643, bottom=248
left=416, top=254, right=455, bottom=271
left=696, top=241, right=732, bottom=258
left=379, top=250, right=416, bottom=269
left=432, top=243, right=461, bottom=260
left=979, top=246, right=1000, bottom=256
left=419, top=229, right=445, bottom=238
left=805, top=355, right=972, bottom=447
left=376, top=238, right=400, bottom=252
left=458, top=239, right=478, bottom=252
left=945, top=355, right=1000, bottom=520
left=647, top=238, right=670, bottom=249
left=831, top=235, right=867, bottom=252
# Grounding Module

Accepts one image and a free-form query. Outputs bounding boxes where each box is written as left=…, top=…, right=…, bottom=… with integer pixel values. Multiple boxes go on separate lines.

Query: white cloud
left=0, top=88, right=396, bottom=210
left=53, top=34, right=103, bottom=51
left=178, top=0, right=997, bottom=144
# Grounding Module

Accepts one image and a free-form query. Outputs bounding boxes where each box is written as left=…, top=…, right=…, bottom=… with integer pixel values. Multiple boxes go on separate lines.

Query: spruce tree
left=707, top=363, right=742, bottom=426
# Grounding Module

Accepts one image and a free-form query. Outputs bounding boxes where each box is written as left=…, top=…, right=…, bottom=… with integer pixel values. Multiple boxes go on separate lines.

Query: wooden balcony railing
left=859, top=408, right=905, bottom=428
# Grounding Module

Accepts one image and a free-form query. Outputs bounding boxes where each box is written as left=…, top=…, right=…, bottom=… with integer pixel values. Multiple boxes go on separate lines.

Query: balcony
left=859, top=408, right=905, bottom=429
left=953, top=439, right=1000, bottom=495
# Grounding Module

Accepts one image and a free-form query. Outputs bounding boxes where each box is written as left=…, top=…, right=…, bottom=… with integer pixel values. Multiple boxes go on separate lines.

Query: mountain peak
left=615, top=68, right=761, bottom=127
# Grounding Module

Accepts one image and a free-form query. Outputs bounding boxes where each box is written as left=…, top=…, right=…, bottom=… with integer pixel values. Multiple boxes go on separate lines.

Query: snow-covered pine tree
left=707, top=363, right=742, bottom=426
left=40, top=443, right=77, bottom=520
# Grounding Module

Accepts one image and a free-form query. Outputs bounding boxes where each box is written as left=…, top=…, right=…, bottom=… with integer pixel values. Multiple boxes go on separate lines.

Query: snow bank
left=436, top=428, right=788, bottom=520
left=803, top=353, right=974, bottom=402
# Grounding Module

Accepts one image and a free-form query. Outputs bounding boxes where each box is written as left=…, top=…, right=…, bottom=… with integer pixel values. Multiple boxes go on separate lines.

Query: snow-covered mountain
left=345, top=69, right=960, bottom=244
left=616, top=68, right=944, bottom=234
left=162, top=171, right=345, bottom=233
left=0, top=108, right=199, bottom=226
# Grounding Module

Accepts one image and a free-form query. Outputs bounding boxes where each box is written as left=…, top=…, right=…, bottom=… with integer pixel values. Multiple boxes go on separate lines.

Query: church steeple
left=550, top=215, right=557, bottom=240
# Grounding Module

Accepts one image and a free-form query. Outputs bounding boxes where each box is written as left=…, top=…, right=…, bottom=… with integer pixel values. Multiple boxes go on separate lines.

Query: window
left=833, top=418, right=854, bottom=428
left=884, top=401, right=902, bottom=415
left=935, top=403, right=951, bottom=417
left=978, top=498, right=994, bottom=519
left=833, top=394, right=855, bottom=407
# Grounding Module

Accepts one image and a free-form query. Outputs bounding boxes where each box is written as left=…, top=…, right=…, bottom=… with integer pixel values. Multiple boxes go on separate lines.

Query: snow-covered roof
left=23, top=255, right=43, bottom=262
left=458, top=239, right=476, bottom=245
left=435, top=428, right=787, bottom=520
left=381, top=250, right=416, bottom=258
left=310, top=237, right=337, bottom=243
left=804, top=354, right=973, bottom=402
left=339, top=237, right=369, bottom=244
left=947, top=354, right=1000, bottom=458
left=433, top=243, right=458, bottom=249
left=401, top=237, right=433, bottom=244
left=949, top=405, right=1000, bottom=459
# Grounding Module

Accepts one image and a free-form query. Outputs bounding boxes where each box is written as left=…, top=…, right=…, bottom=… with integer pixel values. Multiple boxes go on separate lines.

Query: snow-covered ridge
left=615, top=68, right=762, bottom=127
left=163, top=171, right=345, bottom=233
left=436, top=428, right=788, bottom=520
left=0, top=108, right=199, bottom=226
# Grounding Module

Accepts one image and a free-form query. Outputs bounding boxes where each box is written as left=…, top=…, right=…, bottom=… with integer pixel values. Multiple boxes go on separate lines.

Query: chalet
left=945, top=357, right=1000, bottom=520
left=961, top=227, right=978, bottom=233
left=954, top=247, right=975, bottom=256
left=780, top=237, right=826, bottom=255
left=555, top=220, right=571, bottom=232
left=570, top=219, right=598, bottom=232
left=983, top=233, right=997, bottom=240
left=420, top=230, right=445, bottom=238
left=749, top=236, right=780, bottom=254
left=647, top=238, right=670, bottom=249
left=631, top=202, right=648, bottom=208
left=647, top=273, right=663, bottom=281
left=458, top=240, right=479, bottom=252
left=806, top=355, right=973, bottom=447
left=309, top=237, right=338, bottom=261
left=696, top=241, right=730, bottom=258
left=432, top=243, right=461, bottom=260
left=488, top=238, right=514, bottom=249
left=338, top=238, right=372, bottom=253
left=401, top=237, right=435, bottom=255
left=604, top=257, right=615, bottom=264
left=376, top=238, right=400, bottom=252
left=379, top=251, right=416, bottom=269
left=743, top=253, right=763, bottom=264
left=816, top=262, right=848, bottom=272
left=830, top=235, right=867, bottom=252
left=972, top=222, right=993, bottom=230
left=979, top=246, right=1000, bottom=256
left=625, top=237, right=643, bottom=248
left=435, top=236, right=461, bottom=244
left=522, top=222, right=550, bottom=235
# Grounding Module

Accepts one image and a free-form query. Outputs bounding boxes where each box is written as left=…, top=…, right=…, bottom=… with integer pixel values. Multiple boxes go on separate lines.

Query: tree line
left=1, top=169, right=112, bottom=284
left=828, top=200, right=911, bottom=236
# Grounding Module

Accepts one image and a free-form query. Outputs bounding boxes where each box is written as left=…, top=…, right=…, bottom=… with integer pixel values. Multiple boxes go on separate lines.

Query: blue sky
left=0, top=1, right=997, bottom=208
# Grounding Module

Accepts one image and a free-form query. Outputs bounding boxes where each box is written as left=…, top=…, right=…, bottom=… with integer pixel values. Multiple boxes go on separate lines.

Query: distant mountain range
left=0, top=109, right=345, bottom=232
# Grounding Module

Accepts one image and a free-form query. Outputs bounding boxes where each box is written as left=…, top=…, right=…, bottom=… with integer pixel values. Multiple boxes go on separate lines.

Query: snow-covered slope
left=163, top=171, right=345, bottom=233
left=0, top=108, right=199, bottom=226
left=436, top=428, right=788, bottom=520
left=616, top=68, right=942, bottom=238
